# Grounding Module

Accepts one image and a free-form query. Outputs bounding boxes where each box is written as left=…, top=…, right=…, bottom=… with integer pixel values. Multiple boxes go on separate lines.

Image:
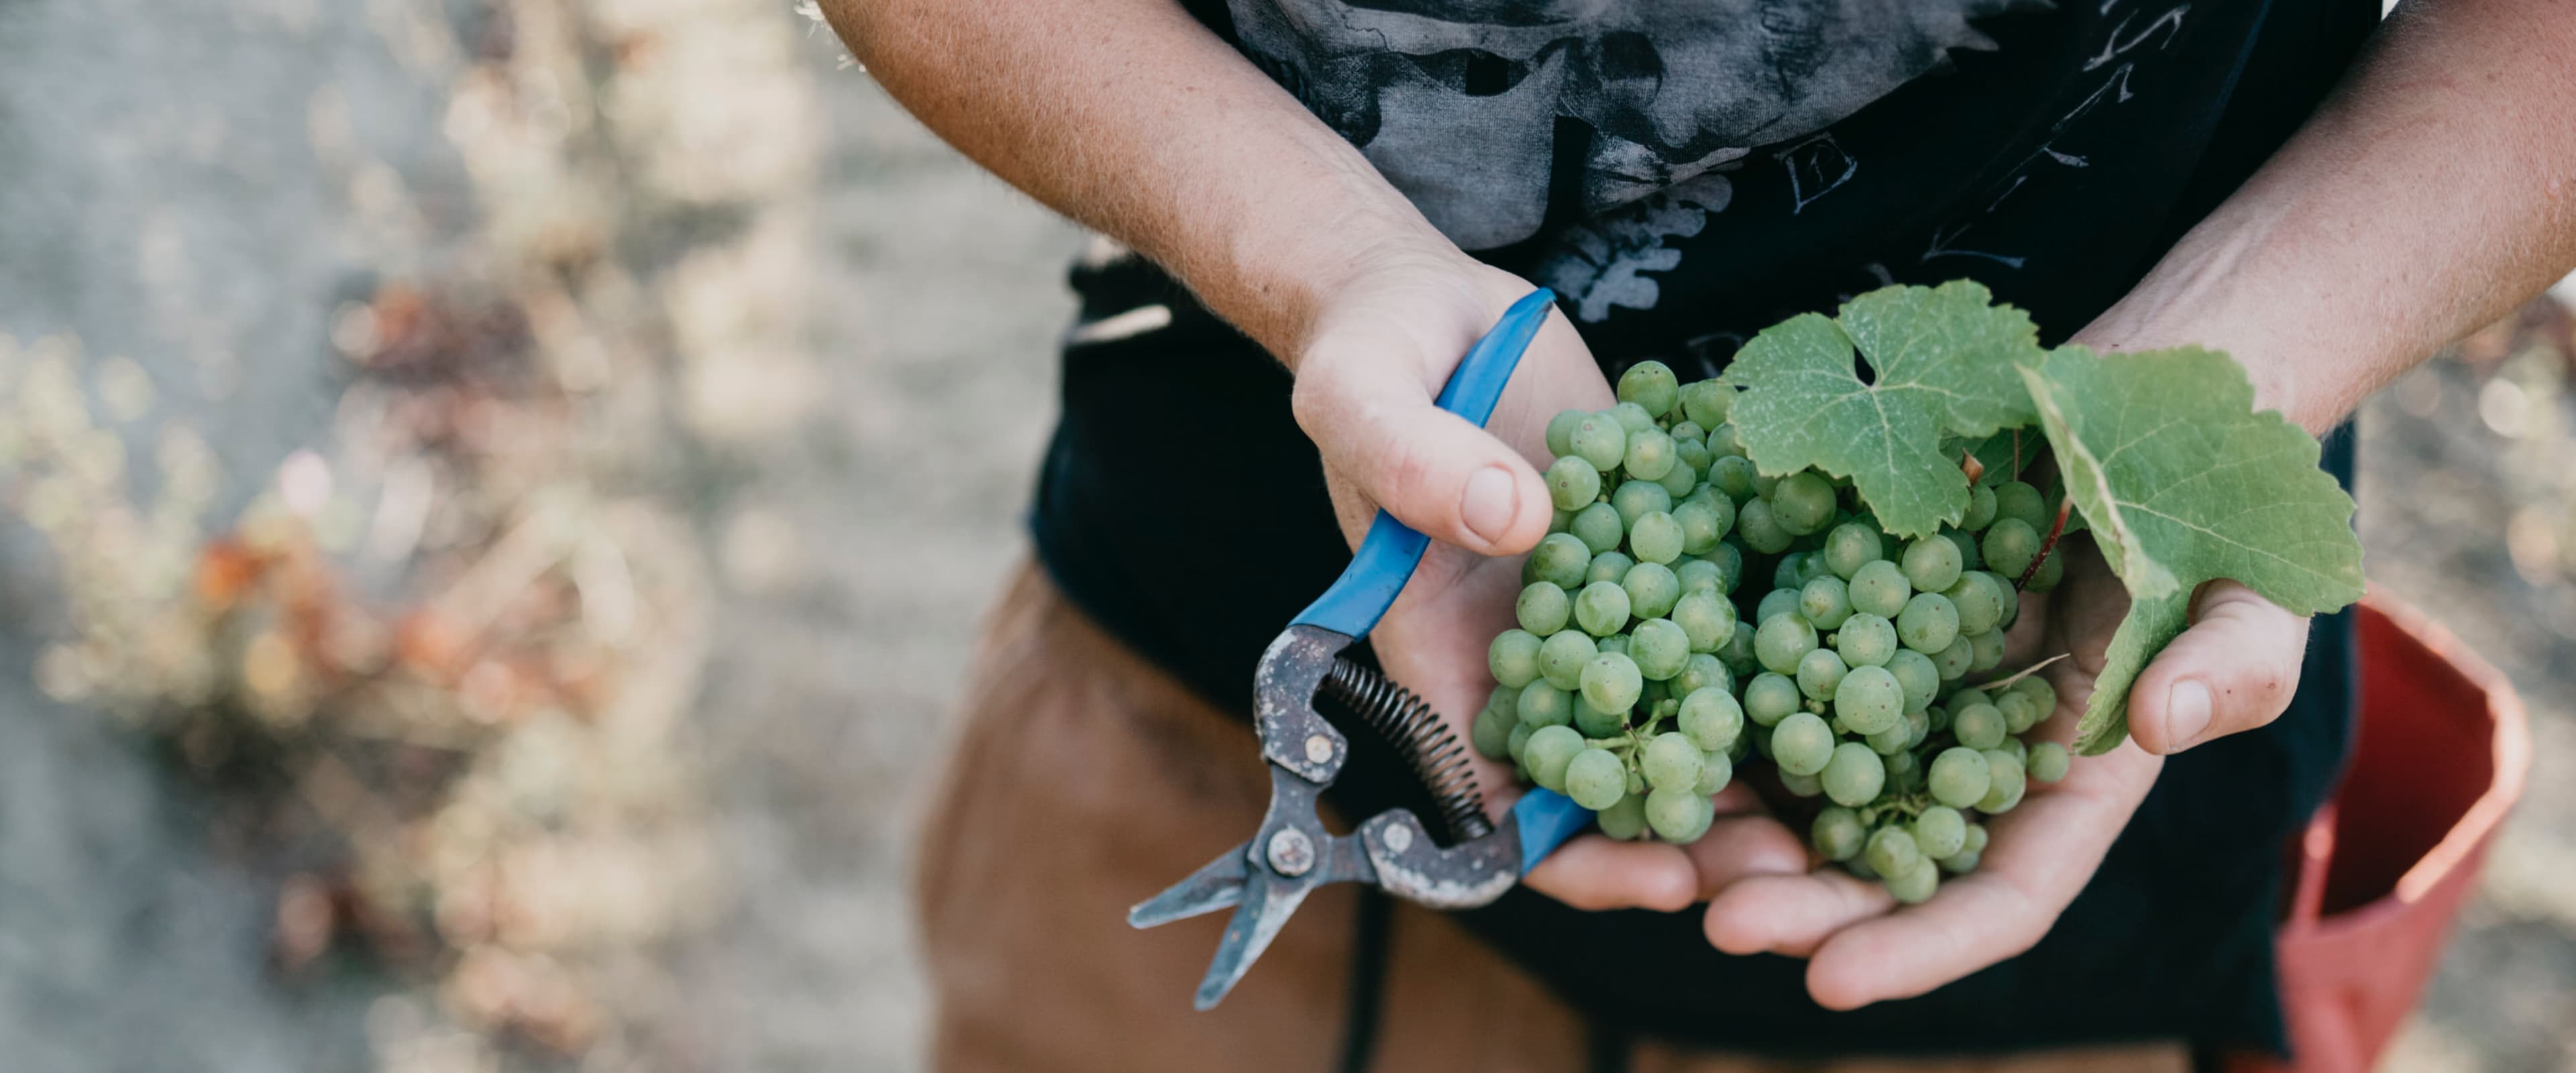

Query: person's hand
left=1695, top=531, right=2316, bottom=1009
left=1287, top=249, right=1811, bottom=913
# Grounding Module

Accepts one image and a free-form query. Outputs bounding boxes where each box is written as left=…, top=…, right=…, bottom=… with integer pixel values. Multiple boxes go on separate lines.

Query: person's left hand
left=1695, top=531, right=2315, bottom=1008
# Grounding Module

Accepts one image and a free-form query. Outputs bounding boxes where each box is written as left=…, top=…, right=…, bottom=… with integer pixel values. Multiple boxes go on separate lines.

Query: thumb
left=1291, top=344, right=1554, bottom=557
left=2125, top=581, right=2310, bottom=754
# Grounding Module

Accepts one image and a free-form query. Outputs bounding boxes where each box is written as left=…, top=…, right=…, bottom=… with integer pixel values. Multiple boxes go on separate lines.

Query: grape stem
left=1988, top=653, right=2071, bottom=691
left=2014, top=496, right=2074, bottom=591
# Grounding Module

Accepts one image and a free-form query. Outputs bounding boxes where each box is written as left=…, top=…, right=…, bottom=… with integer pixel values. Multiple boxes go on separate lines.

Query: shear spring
left=1321, top=658, right=1493, bottom=843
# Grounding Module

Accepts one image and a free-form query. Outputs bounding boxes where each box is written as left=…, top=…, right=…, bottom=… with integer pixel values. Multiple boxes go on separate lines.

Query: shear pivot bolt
left=1267, top=828, right=1316, bottom=877
left=1304, top=734, right=1333, bottom=765
left=1381, top=824, right=1413, bottom=854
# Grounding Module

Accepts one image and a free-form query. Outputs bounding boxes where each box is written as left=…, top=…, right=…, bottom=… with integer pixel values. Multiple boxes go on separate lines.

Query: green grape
left=1834, top=613, right=1898, bottom=668
left=1941, top=572, right=2004, bottom=636
left=2000, top=735, right=2028, bottom=767
left=1992, top=571, right=2021, bottom=629
left=1672, top=653, right=1732, bottom=700
left=1948, top=685, right=1992, bottom=708
left=1646, top=787, right=1715, bottom=843
left=1678, top=687, right=1744, bottom=751
left=1488, top=629, right=1543, bottom=687
left=1900, top=536, right=1964, bottom=594
left=1978, top=749, right=2027, bottom=813
left=1962, top=823, right=1990, bottom=856
left=1794, top=551, right=1835, bottom=587
left=1865, top=826, right=1923, bottom=878
left=1544, top=408, right=1588, bottom=457
left=1617, top=360, right=1680, bottom=420
left=1516, top=681, right=1573, bottom=728
left=1694, top=748, right=1733, bottom=795
left=1796, top=647, right=1850, bottom=703
left=1548, top=509, right=1572, bottom=535
left=1769, top=711, right=1835, bottom=777
left=1708, top=455, right=1758, bottom=500
left=1524, top=725, right=1585, bottom=791
left=1718, top=626, right=1759, bottom=678
left=1772, top=553, right=1811, bottom=592
left=1770, top=472, right=1836, bottom=535
left=1656, top=459, right=1698, bottom=498
left=1704, top=542, right=1745, bottom=594
left=2010, top=675, right=2059, bottom=715
left=1596, top=792, right=1650, bottom=840
left=1673, top=439, right=1711, bottom=480
left=1754, top=613, right=1819, bottom=674
left=1506, top=722, right=1535, bottom=763
left=1994, top=481, right=2049, bottom=531
left=1961, top=482, right=1998, bottom=530
left=1612, top=481, right=1674, bottom=528
left=1641, top=677, right=1671, bottom=710
left=1680, top=380, right=1733, bottom=427
left=1670, top=420, right=1706, bottom=447
left=1621, top=561, right=1682, bottom=619
left=1578, top=651, right=1644, bottom=714
left=1674, top=557, right=1724, bottom=596
left=1735, top=497, right=1793, bottom=553
left=1848, top=559, right=1913, bottom=618
left=1571, top=502, right=1625, bottom=555
left=1570, top=413, right=1627, bottom=473
left=1779, top=771, right=1825, bottom=798
left=1799, top=575, right=1855, bottom=630
left=1629, top=618, right=1690, bottom=681
left=1938, top=850, right=1981, bottom=875
left=1514, top=582, right=1571, bottom=638
left=1886, top=648, right=1939, bottom=711
left=1573, top=693, right=1627, bottom=737
left=1630, top=511, right=1685, bottom=565
left=1866, top=720, right=1911, bottom=756
left=1897, top=592, right=1962, bottom=654
left=1707, top=422, right=1746, bottom=458
left=1913, top=805, right=1968, bottom=859
left=1744, top=673, right=1803, bottom=727
left=1538, top=630, right=1597, bottom=689
left=1472, top=703, right=1515, bottom=760
left=1833, top=665, right=1904, bottom=735
left=1623, top=427, right=1677, bottom=482
left=1905, top=708, right=1932, bottom=748
left=1609, top=401, right=1657, bottom=436
left=1845, top=853, right=1877, bottom=880
left=1673, top=498, right=1732, bottom=555
left=1565, top=748, right=1629, bottom=810
left=1528, top=532, right=1591, bottom=589
left=2027, top=551, right=2063, bottom=592
left=1575, top=581, right=1631, bottom=636
left=1884, top=857, right=1939, bottom=905
left=1933, top=635, right=1974, bottom=680
left=1811, top=807, right=1867, bottom=861
left=1994, top=691, right=2040, bottom=734
left=1968, top=628, right=2005, bottom=673
left=1641, top=732, right=1705, bottom=792
left=1823, top=523, right=1884, bottom=579
left=1671, top=590, right=1737, bottom=653
left=1943, top=526, right=1984, bottom=572
left=1952, top=702, right=2006, bottom=750
left=2027, top=740, right=2071, bottom=783
left=1981, top=518, right=2041, bottom=579
left=1585, top=551, right=1635, bottom=588
left=1821, top=742, right=1887, bottom=807
left=1545, top=455, right=1603, bottom=512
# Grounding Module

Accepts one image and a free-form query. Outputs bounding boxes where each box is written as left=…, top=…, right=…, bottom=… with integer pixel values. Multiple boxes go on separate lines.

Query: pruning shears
left=1126, top=288, right=1592, bottom=1009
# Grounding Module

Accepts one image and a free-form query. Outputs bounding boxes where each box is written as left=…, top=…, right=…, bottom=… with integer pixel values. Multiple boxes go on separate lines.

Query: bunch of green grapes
left=1468, top=360, right=1754, bottom=844
left=1470, top=359, right=2077, bottom=901
left=1743, top=473, right=2073, bottom=902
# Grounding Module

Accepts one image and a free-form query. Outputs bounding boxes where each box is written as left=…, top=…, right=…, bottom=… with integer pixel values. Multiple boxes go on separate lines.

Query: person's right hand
left=1284, top=247, right=1813, bottom=913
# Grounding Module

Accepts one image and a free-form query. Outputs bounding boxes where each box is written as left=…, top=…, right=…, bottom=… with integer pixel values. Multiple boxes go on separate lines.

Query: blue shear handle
left=1511, top=789, right=1591, bottom=875
left=1290, top=288, right=1557, bottom=638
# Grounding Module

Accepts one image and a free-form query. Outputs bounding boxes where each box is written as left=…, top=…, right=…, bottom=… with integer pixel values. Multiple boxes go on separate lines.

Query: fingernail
left=2166, top=680, right=2212, bottom=749
left=1461, top=466, right=1515, bottom=545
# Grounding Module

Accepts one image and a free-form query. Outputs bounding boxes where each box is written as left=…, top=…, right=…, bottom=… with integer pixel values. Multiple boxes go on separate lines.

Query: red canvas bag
left=2229, top=593, right=2532, bottom=1073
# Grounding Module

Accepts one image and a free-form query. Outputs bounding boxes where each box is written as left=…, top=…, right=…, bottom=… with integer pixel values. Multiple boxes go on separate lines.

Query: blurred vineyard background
left=0, top=1, right=2567, bottom=1070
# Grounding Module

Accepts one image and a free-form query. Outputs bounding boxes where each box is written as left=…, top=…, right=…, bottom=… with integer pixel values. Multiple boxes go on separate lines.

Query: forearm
left=821, top=0, right=1462, bottom=361
left=2080, top=0, right=2576, bottom=433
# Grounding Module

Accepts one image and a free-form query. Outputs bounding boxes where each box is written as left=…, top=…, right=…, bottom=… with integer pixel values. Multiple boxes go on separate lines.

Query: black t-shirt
left=1033, top=0, right=2378, bottom=1056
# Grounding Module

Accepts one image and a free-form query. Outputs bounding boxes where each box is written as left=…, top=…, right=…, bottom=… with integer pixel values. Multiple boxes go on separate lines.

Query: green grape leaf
left=1728, top=282, right=2043, bottom=538
left=2017, top=345, right=2364, bottom=754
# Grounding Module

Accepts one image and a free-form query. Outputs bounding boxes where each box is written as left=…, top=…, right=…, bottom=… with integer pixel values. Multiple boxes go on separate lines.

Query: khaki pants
left=914, top=561, right=2188, bottom=1073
